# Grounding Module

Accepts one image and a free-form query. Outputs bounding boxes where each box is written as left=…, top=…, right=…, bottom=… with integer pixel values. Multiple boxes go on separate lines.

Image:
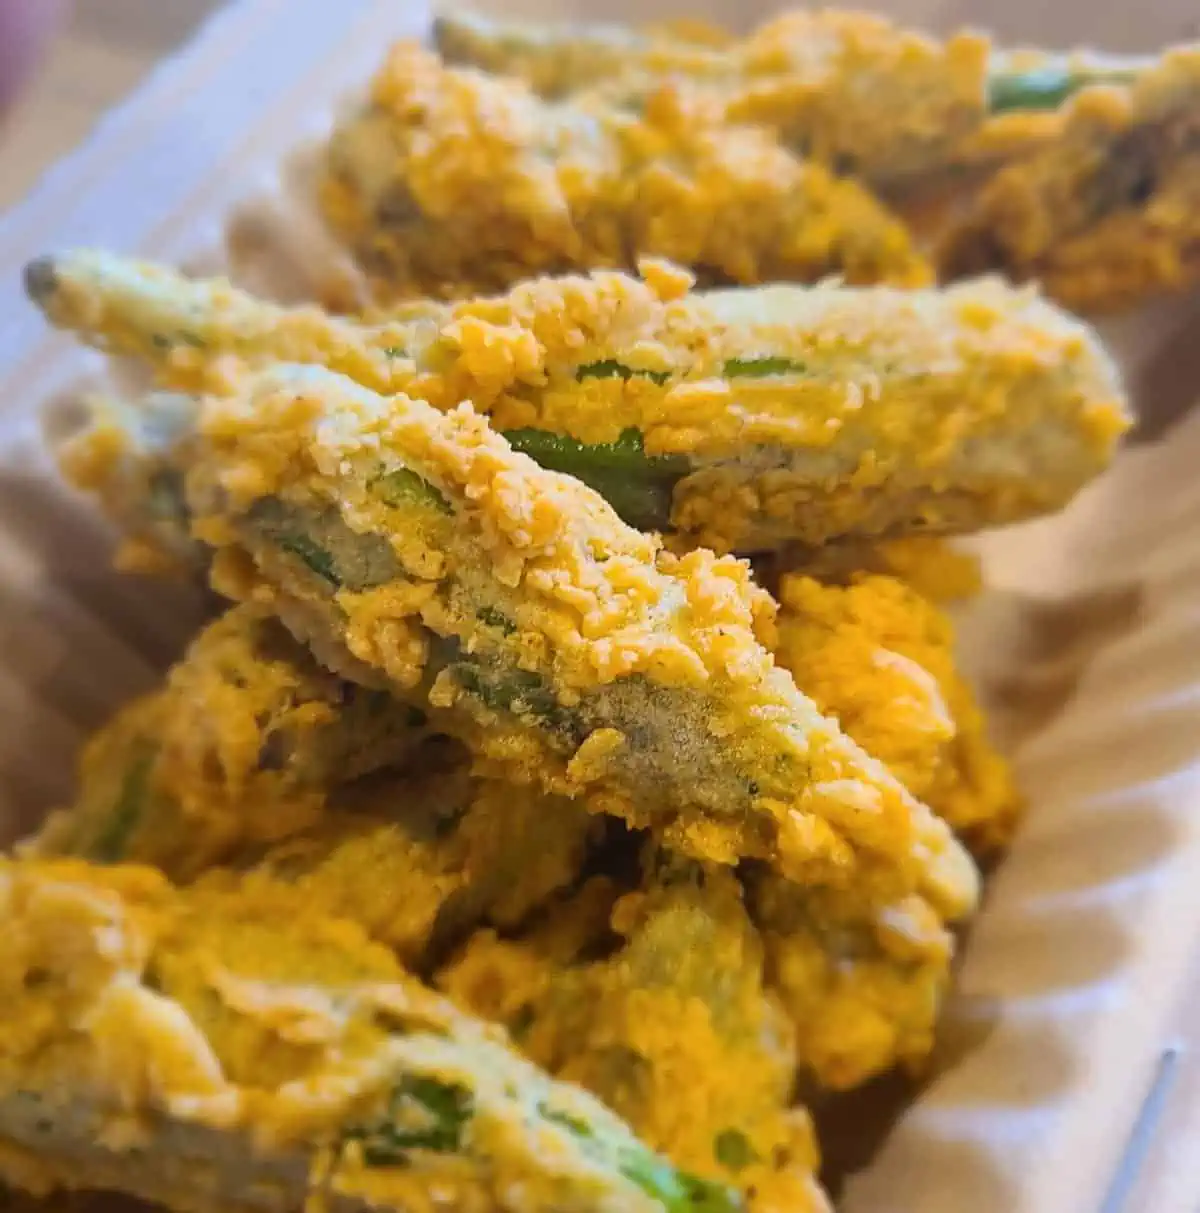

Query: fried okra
left=440, top=851, right=831, bottom=1212
left=29, top=603, right=596, bottom=967
left=940, top=45, right=1200, bottom=312
left=440, top=843, right=950, bottom=1152
left=231, top=768, right=598, bottom=968
left=316, top=42, right=928, bottom=298
left=59, top=359, right=979, bottom=914
left=748, top=873, right=953, bottom=1090
left=29, top=603, right=428, bottom=878
left=32, top=253, right=1129, bottom=555
left=0, top=858, right=744, bottom=1213
left=774, top=573, right=1021, bottom=852
left=435, top=8, right=1154, bottom=190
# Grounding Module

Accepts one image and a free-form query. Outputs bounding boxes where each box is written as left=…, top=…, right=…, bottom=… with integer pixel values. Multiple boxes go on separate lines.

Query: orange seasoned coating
left=693, top=9, right=991, bottom=188
left=0, top=857, right=740, bottom=1213
left=759, top=537, right=983, bottom=604
left=436, top=8, right=993, bottom=188
left=51, top=389, right=205, bottom=573
left=431, top=12, right=728, bottom=100
left=177, top=364, right=978, bottom=916
left=318, top=43, right=929, bottom=300
left=854, top=537, right=982, bottom=603
left=229, top=766, right=599, bottom=967
left=441, top=854, right=953, bottom=1102
left=28, top=598, right=595, bottom=966
left=774, top=573, right=1021, bottom=850
left=29, top=604, right=428, bottom=879
left=36, top=710, right=595, bottom=970
left=749, top=875, right=953, bottom=1089
left=39, top=253, right=1130, bottom=556
left=439, top=856, right=831, bottom=1212
left=939, top=45, right=1200, bottom=312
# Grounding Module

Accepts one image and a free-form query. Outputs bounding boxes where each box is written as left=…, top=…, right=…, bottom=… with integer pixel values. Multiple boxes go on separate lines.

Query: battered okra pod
left=435, top=8, right=1157, bottom=189
left=45, top=388, right=204, bottom=573
left=773, top=572, right=1022, bottom=853
left=748, top=872, right=953, bottom=1090
left=29, top=603, right=429, bottom=879
left=316, top=42, right=929, bottom=298
left=0, top=858, right=742, bottom=1213
left=441, top=850, right=831, bottom=1211
left=29, top=603, right=597, bottom=965
left=97, top=360, right=977, bottom=915
left=237, top=770, right=599, bottom=967
left=432, top=11, right=728, bottom=100
left=443, top=845, right=952, bottom=1100
left=30, top=252, right=1130, bottom=554
left=939, top=45, right=1200, bottom=312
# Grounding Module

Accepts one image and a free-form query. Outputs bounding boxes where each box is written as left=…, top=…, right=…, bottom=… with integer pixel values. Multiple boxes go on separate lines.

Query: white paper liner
left=1, top=2, right=1199, bottom=1210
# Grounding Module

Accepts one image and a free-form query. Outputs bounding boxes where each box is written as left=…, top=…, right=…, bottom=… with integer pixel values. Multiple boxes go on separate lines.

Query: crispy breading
left=432, top=12, right=727, bottom=100
left=29, top=604, right=428, bottom=878
left=755, top=537, right=983, bottom=605
left=939, top=46, right=1200, bottom=311
left=435, top=9, right=993, bottom=188
left=30, top=605, right=597, bottom=967
left=47, top=358, right=982, bottom=911
left=34, top=253, right=1130, bottom=555
left=748, top=875, right=952, bottom=1089
left=774, top=573, right=1021, bottom=851
left=177, top=363, right=978, bottom=915
left=317, top=43, right=929, bottom=299
left=0, top=857, right=742, bottom=1213
left=436, top=9, right=1173, bottom=210
left=439, top=853, right=831, bottom=1212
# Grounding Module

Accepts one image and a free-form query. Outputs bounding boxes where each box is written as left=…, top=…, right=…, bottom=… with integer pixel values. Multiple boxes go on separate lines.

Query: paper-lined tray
left=1, top=1, right=1199, bottom=1210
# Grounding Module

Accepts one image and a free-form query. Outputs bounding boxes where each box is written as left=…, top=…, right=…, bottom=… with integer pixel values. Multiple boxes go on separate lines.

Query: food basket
left=0, top=1, right=1198, bottom=1209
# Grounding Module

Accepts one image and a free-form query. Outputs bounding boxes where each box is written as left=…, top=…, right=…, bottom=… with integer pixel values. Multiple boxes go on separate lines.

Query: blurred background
left=4, top=0, right=1200, bottom=210
left=0, top=0, right=225, bottom=208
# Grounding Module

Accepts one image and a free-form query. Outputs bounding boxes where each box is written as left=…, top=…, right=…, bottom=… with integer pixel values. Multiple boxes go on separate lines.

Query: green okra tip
left=24, top=255, right=59, bottom=305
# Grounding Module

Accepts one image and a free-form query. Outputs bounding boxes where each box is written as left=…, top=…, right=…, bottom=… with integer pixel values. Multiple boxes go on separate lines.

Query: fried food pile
left=5, top=9, right=1154, bottom=1213
left=318, top=8, right=1199, bottom=314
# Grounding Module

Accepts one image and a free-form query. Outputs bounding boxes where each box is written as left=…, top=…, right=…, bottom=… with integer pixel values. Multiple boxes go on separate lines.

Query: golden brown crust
left=318, top=43, right=929, bottom=300
left=939, top=47, right=1200, bottom=311
left=42, top=254, right=1129, bottom=556
left=0, top=858, right=718, bottom=1213
left=774, top=573, right=1021, bottom=850
left=30, top=605, right=427, bottom=879
left=183, top=366, right=978, bottom=916
left=438, top=859, right=831, bottom=1212
left=437, top=9, right=992, bottom=187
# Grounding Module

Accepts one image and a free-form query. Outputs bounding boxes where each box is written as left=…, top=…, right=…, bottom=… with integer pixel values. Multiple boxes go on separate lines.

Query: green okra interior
left=986, top=58, right=1148, bottom=114
left=87, top=745, right=156, bottom=863
left=503, top=427, right=690, bottom=533
left=348, top=1076, right=474, bottom=1163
